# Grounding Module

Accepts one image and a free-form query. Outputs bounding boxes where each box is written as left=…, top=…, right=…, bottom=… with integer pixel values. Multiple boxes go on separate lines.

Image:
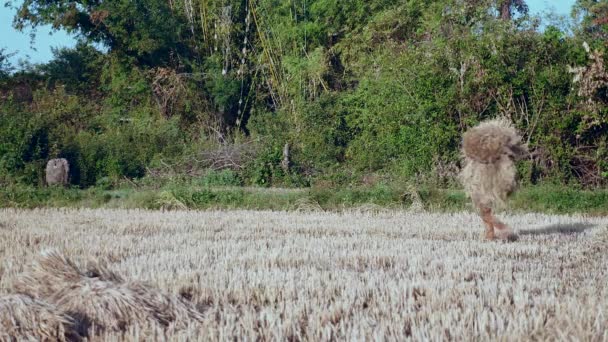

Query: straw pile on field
left=2, top=249, right=202, bottom=339
left=0, top=294, right=78, bottom=341
left=0, top=208, right=607, bottom=340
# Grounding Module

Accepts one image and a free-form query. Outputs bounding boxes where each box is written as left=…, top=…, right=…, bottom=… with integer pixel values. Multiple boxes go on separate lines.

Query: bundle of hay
left=14, top=252, right=83, bottom=299
left=459, top=117, right=528, bottom=240
left=50, top=280, right=156, bottom=335
left=292, top=197, right=323, bottom=212
left=14, top=251, right=203, bottom=336
left=459, top=117, right=528, bottom=210
left=0, top=294, right=79, bottom=341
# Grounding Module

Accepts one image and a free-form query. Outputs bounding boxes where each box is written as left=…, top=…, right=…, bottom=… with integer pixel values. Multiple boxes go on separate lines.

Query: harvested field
left=0, top=208, right=607, bottom=340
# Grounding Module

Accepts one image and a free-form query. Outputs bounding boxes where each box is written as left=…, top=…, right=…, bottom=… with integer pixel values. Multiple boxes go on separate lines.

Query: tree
left=10, top=0, right=194, bottom=67
left=498, top=0, right=528, bottom=20
left=0, top=48, right=15, bottom=80
left=573, top=0, right=608, bottom=42
left=37, top=42, right=103, bottom=94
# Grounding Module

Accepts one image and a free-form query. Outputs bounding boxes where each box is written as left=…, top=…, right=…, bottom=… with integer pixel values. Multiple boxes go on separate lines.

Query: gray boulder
left=45, top=158, right=69, bottom=186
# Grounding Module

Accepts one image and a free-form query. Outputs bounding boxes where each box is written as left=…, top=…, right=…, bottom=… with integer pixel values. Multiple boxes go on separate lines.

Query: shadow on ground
left=519, top=223, right=596, bottom=236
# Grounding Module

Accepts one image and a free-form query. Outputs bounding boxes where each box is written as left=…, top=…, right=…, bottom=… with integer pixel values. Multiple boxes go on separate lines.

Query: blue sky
left=1, top=4, right=77, bottom=66
left=1, top=0, right=577, bottom=66
left=527, top=0, right=576, bottom=15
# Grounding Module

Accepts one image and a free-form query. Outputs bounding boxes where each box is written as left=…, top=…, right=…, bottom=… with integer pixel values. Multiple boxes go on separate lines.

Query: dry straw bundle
left=459, top=117, right=528, bottom=240
left=11, top=251, right=203, bottom=338
left=0, top=294, right=79, bottom=341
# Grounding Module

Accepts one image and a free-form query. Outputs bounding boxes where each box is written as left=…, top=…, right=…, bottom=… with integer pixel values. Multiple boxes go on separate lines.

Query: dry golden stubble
left=0, top=208, right=606, bottom=340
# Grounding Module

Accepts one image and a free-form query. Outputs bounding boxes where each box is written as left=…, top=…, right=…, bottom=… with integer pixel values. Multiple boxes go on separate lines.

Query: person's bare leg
left=480, top=206, right=495, bottom=240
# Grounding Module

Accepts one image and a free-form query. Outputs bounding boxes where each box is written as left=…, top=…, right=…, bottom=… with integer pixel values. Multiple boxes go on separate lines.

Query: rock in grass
left=45, top=158, right=69, bottom=186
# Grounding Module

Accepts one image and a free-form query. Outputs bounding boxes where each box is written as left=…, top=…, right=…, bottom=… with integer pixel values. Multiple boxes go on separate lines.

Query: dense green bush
left=196, top=170, right=243, bottom=187
left=0, top=80, right=185, bottom=187
left=1, top=0, right=606, bottom=189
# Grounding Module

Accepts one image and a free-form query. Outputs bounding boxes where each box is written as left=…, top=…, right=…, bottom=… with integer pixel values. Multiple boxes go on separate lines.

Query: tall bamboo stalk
left=249, top=0, right=285, bottom=109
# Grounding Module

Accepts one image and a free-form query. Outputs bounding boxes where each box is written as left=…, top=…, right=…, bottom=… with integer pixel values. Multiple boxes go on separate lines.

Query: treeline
left=0, top=0, right=607, bottom=189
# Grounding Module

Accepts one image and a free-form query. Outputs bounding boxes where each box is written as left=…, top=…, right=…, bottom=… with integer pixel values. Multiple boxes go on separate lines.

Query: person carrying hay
left=459, top=117, right=529, bottom=241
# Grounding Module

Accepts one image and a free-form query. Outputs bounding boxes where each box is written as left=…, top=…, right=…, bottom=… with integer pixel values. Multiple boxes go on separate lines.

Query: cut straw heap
left=0, top=294, right=78, bottom=341
left=7, top=251, right=202, bottom=338
left=459, top=117, right=528, bottom=210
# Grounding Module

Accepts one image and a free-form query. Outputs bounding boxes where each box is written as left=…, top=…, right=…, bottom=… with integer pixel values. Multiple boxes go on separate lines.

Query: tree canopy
left=1, top=0, right=607, bottom=189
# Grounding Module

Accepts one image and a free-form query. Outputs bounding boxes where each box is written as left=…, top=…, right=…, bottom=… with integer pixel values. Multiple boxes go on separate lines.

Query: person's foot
left=494, top=223, right=518, bottom=241
left=484, top=226, right=495, bottom=240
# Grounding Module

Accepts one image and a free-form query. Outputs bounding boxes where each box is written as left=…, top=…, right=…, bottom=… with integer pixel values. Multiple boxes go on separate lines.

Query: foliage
left=2, top=181, right=608, bottom=215
left=0, top=48, right=15, bottom=80
left=11, top=0, right=194, bottom=67
left=1, top=0, right=607, bottom=190
left=37, top=42, right=103, bottom=94
left=196, top=170, right=243, bottom=187
left=573, top=0, right=608, bottom=42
